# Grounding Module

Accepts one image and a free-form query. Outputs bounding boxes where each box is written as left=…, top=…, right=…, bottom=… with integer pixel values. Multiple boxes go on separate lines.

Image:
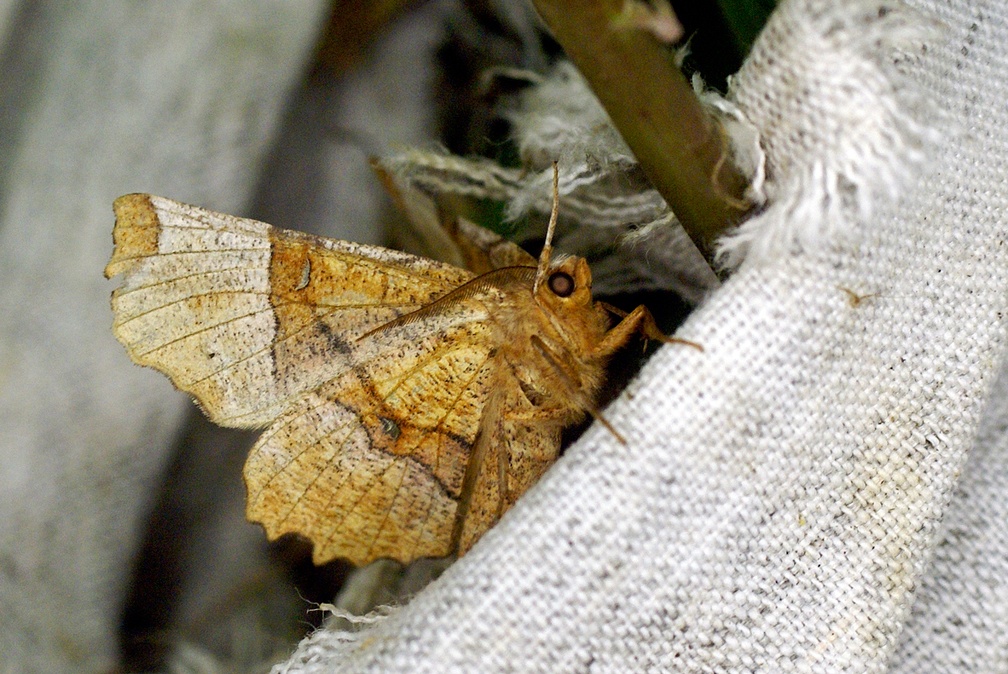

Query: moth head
left=532, top=255, right=611, bottom=368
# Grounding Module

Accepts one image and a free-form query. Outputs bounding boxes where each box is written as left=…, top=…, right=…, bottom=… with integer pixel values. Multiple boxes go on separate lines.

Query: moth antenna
left=533, top=161, right=560, bottom=294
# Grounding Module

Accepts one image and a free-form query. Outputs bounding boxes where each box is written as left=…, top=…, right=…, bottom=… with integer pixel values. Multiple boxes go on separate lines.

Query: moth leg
left=596, top=300, right=630, bottom=319
left=530, top=335, right=627, bottom=444
left=496, top=426, right=511, bottom=516
left=593, top=305, right=703, bottom=358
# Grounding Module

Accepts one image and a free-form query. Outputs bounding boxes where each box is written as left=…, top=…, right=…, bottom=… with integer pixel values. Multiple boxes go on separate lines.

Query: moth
left=105, top=168, right=697, bottom=566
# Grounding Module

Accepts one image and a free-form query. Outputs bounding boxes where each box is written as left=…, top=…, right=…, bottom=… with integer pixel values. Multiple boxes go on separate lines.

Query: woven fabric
left=276, top=0, right=1008, bottom=672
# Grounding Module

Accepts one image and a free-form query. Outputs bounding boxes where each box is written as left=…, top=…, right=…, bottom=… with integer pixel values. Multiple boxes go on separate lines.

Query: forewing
left=105, top=194, right=473, bottom=427
left=243, top=302, right=500, bottom=565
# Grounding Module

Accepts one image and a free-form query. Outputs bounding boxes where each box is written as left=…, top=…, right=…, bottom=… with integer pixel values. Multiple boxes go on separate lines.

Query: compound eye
left=547, top=271, right=575, bottom=297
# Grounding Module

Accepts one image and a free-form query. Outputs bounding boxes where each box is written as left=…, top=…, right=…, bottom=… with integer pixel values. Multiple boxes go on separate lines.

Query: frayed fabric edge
left=270, top=606, right=398, bottom=674
left=714, top=0, right=947, bottom=270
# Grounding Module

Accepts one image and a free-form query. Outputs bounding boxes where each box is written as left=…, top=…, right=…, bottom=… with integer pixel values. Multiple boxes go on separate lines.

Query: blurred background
left=0, top=2, right=770, bottom=672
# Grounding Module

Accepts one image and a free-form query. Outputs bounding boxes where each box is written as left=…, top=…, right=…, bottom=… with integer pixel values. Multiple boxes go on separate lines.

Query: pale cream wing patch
left=105, top=194, right=474, bottom=428
left=244, top=305, right=501, bottom=565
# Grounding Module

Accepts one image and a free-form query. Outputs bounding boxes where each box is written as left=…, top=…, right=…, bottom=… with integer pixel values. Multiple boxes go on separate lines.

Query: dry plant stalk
left=530, top=0, right=755, bottom=262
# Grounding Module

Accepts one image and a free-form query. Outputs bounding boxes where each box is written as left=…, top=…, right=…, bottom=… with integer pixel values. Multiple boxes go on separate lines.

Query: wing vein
left=360, top=462, right=409, bottom=561
left=367, top=322, right=485, bottom=404
left=131, top=300, right=274, bottom=358
left=112, top=264, right=264, bottom=297
left=179, top=300, right=375, bottom=387
left=262, top=406, right=360, bottom=526
left=427, top=356, right=493, bottom=478
left=110, top=247, right=268, bottom=266
left=114, top=289, right=266, bottom=330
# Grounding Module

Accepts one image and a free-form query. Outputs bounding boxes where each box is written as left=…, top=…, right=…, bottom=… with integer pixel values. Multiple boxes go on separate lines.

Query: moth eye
left=548, top=271, right=575, bottom=297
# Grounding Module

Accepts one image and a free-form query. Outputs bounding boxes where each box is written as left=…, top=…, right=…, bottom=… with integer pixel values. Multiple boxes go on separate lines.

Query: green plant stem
left=530, top=0, right=753, bottom=264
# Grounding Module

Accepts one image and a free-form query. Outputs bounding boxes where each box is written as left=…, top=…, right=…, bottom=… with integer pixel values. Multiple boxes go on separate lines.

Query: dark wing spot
left=379, top=416, right=401, bottom=440
left=316, top=320, right=352, bottom=356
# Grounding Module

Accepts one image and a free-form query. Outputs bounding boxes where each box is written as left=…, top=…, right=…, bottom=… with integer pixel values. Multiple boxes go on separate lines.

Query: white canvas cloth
left=276, top=0, right=1008, bottom=672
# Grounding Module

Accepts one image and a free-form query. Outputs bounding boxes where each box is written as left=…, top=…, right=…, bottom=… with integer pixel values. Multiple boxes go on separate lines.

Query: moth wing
left=243, top=296, right=503, bottom=565
left=372, top=159, right=536, bottom=273
left=455, top=370, right=564, bottom=555
left=449, top=215, right=537, bottom=273
left=105, top=194, right=473, bottom=427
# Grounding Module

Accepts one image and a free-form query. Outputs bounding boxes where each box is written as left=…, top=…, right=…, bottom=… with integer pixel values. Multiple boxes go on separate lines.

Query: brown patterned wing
left=105, top=194, right=474, bottom=428
left=243, top=295, right=504, bottom=565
